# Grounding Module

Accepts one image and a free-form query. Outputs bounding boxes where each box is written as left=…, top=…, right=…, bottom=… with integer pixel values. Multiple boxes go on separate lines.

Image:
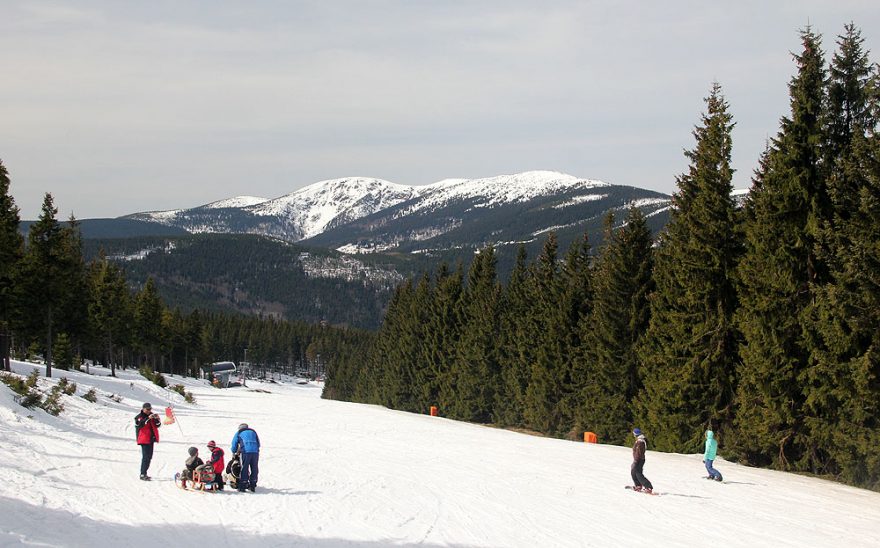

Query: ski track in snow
left=1, top=360, right=878, bottom=547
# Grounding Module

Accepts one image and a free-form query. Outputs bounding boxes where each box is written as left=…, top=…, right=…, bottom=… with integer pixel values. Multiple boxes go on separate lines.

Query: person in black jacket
left=631, top=428, right=654, bottom=493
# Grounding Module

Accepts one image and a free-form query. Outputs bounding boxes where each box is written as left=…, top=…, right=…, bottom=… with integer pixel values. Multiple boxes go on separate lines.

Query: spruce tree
left=580, top=209, right=653, bottom=445
left=88, top=253, right=133, bottom=377
left=636, top=83, right=741, bottom=452
left=495, top=245, right=532, bottom=427
left=432, top=264, right=465, bottom=414
left=556, top=234, right=593, bottom=436
left=134, top=278, right=164, bottom=370
left=16, top=193, right=68, bottom=377
left=801, top=24, right=880, bottom=483
left=523, top=233, right=565, bottom=434
left=449, top=247, right=500, bottom=423
left=734, top=29, right=829, bottom=470
left=0, top=159, right=23, bottom=371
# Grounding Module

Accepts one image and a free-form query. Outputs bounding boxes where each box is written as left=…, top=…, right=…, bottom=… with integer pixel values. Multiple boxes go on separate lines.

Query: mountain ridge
left=120, top=170, right=675, bottom=253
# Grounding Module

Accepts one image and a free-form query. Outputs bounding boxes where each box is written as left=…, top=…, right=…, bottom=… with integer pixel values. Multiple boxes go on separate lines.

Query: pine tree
left=15, top=193, right=68, bottom=377
left=449, top=246, right=500, bottom=422
left=523, top=233, right=566, bottom=434
left=636, top=83, right=741, bottom=452
left=580, top=209, right=653, bottom=445
left=556, top=234, right=593, bottom=436
left=88, top=253, right=133, bottom=377
left=431, top=264, right=465, bottom=414
left=801, top=24, right=880, bottom=483
left=134, top=278, right=164, bottom=370
left=0, top=159, right=23, bottom=371
left=495, top=245, right=531, bottom=427
left=57, top=216, right=89, bottom=360
left=734, top=29, right=829, bottom=470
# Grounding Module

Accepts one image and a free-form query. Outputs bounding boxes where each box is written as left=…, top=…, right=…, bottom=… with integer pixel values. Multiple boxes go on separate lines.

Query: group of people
left=629, top=427, right=723, bottom=494
left=134, top=402, right=262, bottom=493
left=139, top=401, right=724, bottom=495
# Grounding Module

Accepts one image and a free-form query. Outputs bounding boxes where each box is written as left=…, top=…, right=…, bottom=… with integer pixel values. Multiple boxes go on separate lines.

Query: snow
left=247, top=177, right=419, bottom=240
left=413, top=171, right=611, bottom=212
left=553, top=194, right=609, bottom=209
left=202, top=196, right=269, bottom=209
left=3, top=360, right=879, bottom=547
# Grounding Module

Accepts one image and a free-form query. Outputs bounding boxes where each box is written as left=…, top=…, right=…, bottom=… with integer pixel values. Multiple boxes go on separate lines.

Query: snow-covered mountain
left=123, top=171, right=673, bottom=253
left=126, top=177, right=420, bottom=242
left=2, top=359, right=878, bottom=547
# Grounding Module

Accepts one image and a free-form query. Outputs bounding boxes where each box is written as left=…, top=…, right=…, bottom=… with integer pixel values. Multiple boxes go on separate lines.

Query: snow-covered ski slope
left=1, top=360, right=878, bottom=548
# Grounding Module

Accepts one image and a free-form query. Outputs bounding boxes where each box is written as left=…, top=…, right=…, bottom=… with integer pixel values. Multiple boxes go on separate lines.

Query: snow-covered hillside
left=204, top=195, right=269, bottom=209
left=1, top=360, right=877, bottom=547
left=413, top=171, right=609, bottom=212
left=247, top=177, right=419, bottom=239
left=123, top=171, right=633, bottom=247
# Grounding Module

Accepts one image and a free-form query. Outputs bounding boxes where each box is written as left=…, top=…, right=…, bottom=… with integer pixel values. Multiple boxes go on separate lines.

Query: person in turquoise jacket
left=703, top=429, right=723, bottom=481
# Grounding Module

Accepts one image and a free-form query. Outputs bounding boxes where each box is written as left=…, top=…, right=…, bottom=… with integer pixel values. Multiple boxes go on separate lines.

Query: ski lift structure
left=203, top=361, right=237, bottom=388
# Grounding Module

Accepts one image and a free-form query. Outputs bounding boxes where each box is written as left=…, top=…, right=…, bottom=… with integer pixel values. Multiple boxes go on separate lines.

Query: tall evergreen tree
left=801, top=24, right=880, bottom=483
left=16, top=193, right=69, bottom=377
left=88, top=253, right=133, bottom=377
left=134, top=278, right=164, bottom=370
left=580, top=209, right=653, bottom=445
left=449, top=247, right=500, bottom=422
left=636, top=83, right=741, bottom=452
left=556, top=234, right=593, bottom=436
left=734, top=29, right=829, bottom=470
left=495, top=245, right=532, bottom=427
left=523, top=233, right=566, bottom=434
left=0, top=160, right=23, bottom=371
left=432, top=265, right=465, bottom=414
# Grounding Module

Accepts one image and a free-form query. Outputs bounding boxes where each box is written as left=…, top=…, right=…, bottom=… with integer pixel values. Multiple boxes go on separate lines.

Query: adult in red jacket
left=134, top=402, right=161, bottom=480
left=207, top=440, right=225, bottom=490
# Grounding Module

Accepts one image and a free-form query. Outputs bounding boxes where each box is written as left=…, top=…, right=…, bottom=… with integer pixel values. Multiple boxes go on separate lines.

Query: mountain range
left=51, top=171, right=693, bottom=327
left=121, top=171, right=674, bottom=255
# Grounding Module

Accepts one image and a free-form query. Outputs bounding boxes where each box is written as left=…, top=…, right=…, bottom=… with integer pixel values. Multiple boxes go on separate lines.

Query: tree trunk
left=45, top=306, right=53, bottom=378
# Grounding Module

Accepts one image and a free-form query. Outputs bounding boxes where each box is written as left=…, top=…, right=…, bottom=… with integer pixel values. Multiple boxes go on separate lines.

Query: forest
left=0, top=184, right=369, bottom=382
left=323, top=26, right=880, bottom=490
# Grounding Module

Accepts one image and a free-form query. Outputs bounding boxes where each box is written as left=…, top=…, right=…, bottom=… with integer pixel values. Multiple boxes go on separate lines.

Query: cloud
left=1, top=1, right=879, bottom=218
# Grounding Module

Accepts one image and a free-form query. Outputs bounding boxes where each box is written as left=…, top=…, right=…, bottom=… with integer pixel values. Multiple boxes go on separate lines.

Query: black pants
left=631, top=459, right=653, bottom=489
left=140, top=443, right=154, bottom=476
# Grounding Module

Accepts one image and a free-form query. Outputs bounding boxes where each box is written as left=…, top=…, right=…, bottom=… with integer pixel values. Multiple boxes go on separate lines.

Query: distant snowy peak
left=416, top=170, right=610, bottom=210
left=248, top=177, right=420, bottom=239
left=202, top=196, right=268, bottom=209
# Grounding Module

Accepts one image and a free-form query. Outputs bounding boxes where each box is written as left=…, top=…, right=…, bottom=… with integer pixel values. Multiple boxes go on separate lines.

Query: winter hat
left=188, top=446, right=198, bottom=456
left=238, top=423, right=249, bottom=431
left=142, top=403, right=152, bottom=410
left=633, top=428, right=642, bottom=436
left=207, top=440, right=216, bottom=448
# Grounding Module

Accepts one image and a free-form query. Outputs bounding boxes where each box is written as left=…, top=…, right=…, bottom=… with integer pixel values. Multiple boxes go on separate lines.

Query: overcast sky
left=2, top=1, right=878, bottom=220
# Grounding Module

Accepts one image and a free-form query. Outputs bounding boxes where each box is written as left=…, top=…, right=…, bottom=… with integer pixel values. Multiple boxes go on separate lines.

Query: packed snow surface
left=2, top=360, right=878, bottom=547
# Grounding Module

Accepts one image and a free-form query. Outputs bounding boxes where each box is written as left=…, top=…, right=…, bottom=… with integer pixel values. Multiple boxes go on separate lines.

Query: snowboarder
left=207, top=440, right=225, bottom=490
left=134, top=402, right=161, bottom=480
left=631, top=427, right=653, bottom=494
left=703, top=429, right=723, bottom=481
left=230, top=423, right=260, bottom=492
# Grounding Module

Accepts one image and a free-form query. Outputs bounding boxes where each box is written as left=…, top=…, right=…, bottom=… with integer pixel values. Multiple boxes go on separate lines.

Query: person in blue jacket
left=231, top=423, right=261, bottom=492
left=703, top=429, right=723, bottom=481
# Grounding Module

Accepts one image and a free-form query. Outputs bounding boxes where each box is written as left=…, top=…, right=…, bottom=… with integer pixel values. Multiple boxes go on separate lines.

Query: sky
left=2, top=1, right=878, bottom=220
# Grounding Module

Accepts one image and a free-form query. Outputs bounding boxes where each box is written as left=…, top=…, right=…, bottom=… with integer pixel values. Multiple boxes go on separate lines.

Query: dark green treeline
left=0, top=175, right=369, bottom=380
left=324, top=26, right=880, bottom=490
